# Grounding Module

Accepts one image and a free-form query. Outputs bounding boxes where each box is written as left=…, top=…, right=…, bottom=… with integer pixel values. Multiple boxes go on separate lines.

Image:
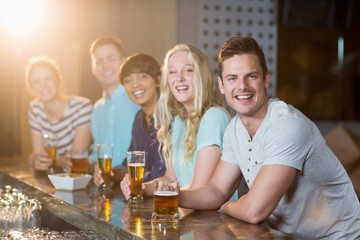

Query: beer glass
left=70, top=151, right=89, bottom=174
left=151, top=180, right=180, bottom=223
left=97, top=144, right=113, bottom=191
left=126, top=151, right=146, bottom=204
left=43, top=133, right=57, bottom=173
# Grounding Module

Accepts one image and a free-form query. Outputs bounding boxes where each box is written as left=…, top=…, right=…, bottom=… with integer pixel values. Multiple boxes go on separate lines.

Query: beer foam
left=128, top=163, right=145, bottom=167
left=154, top=191, right=178, bottom=196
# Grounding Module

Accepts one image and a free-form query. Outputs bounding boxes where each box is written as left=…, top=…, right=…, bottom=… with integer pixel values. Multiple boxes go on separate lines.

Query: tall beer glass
left=98, top=144, right=113, bottom=192
left=43, top=133, right=57, bottom=174
left=126, top=151, right=146, bottom=204
left=151, top=180, right=180, bottom=223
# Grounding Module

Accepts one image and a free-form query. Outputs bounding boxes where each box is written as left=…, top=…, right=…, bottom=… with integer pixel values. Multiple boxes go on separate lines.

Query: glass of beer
left=151, top=180, right=180, bottom=223
left=126, top=151, right=146, bottom=204
left=43, top=133, right=57, bottom=173
left=97, top=144, right=113, bottom=192
left=70, top=151, right=89, bottom=174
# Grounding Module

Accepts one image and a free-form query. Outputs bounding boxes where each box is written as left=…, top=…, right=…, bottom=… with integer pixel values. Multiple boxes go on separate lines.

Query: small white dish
left=48, top=173, right=92, bottom=191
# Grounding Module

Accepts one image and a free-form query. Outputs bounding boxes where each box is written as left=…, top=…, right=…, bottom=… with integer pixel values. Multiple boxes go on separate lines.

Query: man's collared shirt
left=90, top=85, right=140, bottom=165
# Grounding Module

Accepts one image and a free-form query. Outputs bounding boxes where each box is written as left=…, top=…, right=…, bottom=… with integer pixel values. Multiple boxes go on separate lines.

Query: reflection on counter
left=54, top=190, right=92, bottom=206
left=101, top=195, right=112, bottom=221
left=121, top=204, right=148, bottom=237
left=151, top=222, right=181, bottom=240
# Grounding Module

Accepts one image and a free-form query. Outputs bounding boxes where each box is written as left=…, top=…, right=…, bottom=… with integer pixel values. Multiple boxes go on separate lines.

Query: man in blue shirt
left=89, top=36, right=140, bottom=180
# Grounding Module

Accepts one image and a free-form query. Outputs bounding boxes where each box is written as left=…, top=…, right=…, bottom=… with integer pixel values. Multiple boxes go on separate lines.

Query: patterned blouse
left=28, top=96, right=92, bottom=156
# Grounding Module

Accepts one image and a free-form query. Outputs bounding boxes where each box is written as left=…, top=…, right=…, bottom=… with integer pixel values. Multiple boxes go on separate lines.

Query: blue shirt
left=121, top=110, right=166, bottom=182
left=171, top=107, right=229, bottom=187
left=90, top=85, right=140, bottom=165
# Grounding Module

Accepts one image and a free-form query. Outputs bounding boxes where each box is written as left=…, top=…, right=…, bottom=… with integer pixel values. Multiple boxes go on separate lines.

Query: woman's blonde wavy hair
left=154, top=44, right=226, bottom=167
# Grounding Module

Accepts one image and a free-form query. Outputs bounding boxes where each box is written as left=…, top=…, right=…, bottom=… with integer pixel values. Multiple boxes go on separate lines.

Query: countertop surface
left=0, top=162, right=293, bottom=240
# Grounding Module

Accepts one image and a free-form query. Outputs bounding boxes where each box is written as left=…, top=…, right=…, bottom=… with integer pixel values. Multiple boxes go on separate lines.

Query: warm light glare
left=0, top=0, right=44, bottom=37
left=135, top=217, right=142, bottom=236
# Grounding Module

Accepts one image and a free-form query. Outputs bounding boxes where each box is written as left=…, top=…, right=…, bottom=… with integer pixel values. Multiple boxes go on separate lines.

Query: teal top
left=171, top=107, right=229, bottom=187
left=90, top=85, right=140, bottom=165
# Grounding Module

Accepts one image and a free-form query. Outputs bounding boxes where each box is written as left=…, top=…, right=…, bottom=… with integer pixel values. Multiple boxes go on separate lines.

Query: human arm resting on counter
left=147, top=143, right=223, bottom=194
left=180, top=145, right=222, bottom=191
left=179, top=160, right=241, bottom=209
left=220, top=164, right=297, bottom=224
left=30, top=122, right=92, bottom=172
left=179, top=160, right=297, bottom=224
left=69, top=123, right=92, bottom=155
left=57, top=123, right=92, bottom=173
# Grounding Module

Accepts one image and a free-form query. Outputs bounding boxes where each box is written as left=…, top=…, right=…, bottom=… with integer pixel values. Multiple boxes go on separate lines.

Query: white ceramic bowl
left=48, top=173, right=92, bottom=191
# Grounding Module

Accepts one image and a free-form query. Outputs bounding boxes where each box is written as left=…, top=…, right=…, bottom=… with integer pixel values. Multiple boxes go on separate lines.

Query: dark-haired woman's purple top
left=120, top=110, right=166, bottom=182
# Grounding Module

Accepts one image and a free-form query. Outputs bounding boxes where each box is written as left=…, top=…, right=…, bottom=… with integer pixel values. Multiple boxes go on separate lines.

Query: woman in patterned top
left=26, top=56, right=92, bottom=172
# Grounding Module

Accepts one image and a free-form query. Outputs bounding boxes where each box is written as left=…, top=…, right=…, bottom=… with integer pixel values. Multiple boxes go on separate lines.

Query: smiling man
left=179, top=36, right=360, bottom=239
left=89, top=36, right=140, bottom=177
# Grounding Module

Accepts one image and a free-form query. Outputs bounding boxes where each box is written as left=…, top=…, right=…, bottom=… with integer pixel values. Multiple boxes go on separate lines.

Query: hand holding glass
left=98, top=144, right=113, bottom=191
left=126, top=151, right=145, bottom=204
left=43, top=133, right=57, bottom=173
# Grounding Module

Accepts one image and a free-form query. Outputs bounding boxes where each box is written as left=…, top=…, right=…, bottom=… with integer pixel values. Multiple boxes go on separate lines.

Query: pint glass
left=151, top=180, right=180, bottom=223
left=97, top=144, right=113, bottom=191
left=70, top=151, right=89, bottom=174
left=126, top=151, right=146, bottom=204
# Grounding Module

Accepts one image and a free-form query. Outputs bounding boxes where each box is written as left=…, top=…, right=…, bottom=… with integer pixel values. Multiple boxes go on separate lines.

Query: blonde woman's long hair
left=154, top=44, right=226, bottom=167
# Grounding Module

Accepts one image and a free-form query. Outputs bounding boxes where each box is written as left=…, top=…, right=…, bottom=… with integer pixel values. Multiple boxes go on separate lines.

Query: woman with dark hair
left=93, top=53, right=166, bottom=186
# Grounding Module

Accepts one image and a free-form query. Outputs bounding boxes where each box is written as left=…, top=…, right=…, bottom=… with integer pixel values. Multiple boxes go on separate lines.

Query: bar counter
left=0, top=163, right=293, bottom=240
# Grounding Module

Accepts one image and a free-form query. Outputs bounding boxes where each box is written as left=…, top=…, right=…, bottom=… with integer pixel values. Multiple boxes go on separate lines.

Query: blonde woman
left=121, top=44, right=234, bottom=198
left=26, top=56, right=92, bottom=172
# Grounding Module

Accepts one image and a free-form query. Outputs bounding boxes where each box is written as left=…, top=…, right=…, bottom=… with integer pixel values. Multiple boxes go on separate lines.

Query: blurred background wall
left=0, top=0, right=359, bottom=164
left=0, top=0, right=177, bottom=163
